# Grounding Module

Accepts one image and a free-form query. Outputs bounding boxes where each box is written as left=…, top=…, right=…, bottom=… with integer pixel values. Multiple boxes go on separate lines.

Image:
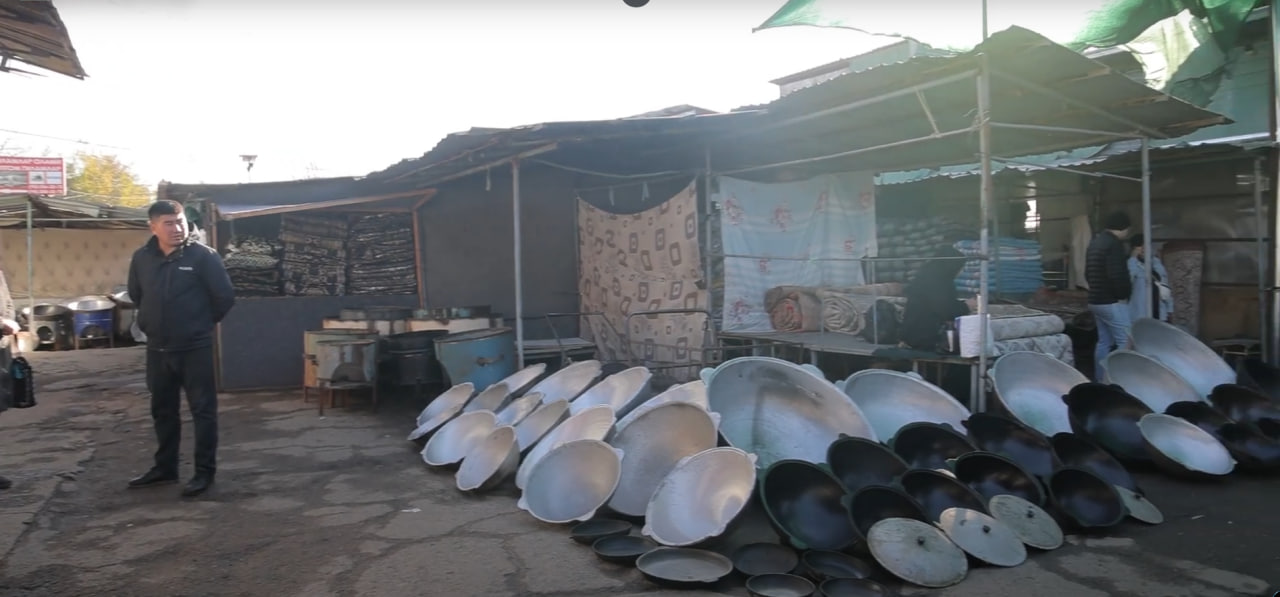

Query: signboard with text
left=0, top=156, right=66, bottom=195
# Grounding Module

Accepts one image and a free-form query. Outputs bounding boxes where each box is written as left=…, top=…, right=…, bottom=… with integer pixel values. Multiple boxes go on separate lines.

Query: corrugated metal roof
left=158, top=177, right=431, bottom=217
left=712, top=26, right=1232, bottom=178
left=0, top=194, right=148, bottom=229
left=0, top=0, right=85, bottom=79
left=367, top=26, right=1230, bottom=189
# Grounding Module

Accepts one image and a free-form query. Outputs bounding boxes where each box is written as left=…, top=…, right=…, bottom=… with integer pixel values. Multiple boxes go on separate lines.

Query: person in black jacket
left=126, top=200, right=235, bottom=497
left=898, top=247, right=971, bottom=351
left=1084, top=211, right=1133, bottom=381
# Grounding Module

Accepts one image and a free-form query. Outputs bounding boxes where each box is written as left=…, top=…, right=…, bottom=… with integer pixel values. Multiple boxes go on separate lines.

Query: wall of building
left=0, top=228, right=152, bottom=300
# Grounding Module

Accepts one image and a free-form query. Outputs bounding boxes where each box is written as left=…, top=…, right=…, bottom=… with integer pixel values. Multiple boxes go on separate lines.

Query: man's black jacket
left=127, top=236, right=236, bottom=352
left=1084, top=231, right=1132, bottom=305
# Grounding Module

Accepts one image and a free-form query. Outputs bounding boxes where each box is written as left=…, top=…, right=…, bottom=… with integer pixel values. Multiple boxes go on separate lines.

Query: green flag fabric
left=755, top=0, right=1258, bottom=54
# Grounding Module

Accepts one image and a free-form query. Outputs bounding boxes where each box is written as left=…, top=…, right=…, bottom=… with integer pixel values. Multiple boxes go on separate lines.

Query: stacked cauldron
left=406, top=316, right=1280, bottom=595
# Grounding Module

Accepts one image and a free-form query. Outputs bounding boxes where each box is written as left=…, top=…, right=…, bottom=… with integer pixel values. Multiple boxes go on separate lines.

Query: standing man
left=127, top=200, right=235, bottom=497
left=1085, top=211, right=1133, bottom=381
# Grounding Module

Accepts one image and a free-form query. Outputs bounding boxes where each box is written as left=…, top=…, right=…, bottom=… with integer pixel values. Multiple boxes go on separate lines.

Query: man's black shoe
left=0, top=475, right=11, bottom=490
left=181, top=476, right=213, bottom=497
left=127, top=469, right=178, bottom=489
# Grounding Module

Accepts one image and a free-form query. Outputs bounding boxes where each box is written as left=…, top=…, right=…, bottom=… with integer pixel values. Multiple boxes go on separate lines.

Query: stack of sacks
left=222, top=236, right=282, bottom=297
left=346, top=213, right=417, bottom=295
left=875, top=216, right=978, bottom=283
left=280, top=213, right=349, bottom=296
left=953, top=238, right=1044, bottom=295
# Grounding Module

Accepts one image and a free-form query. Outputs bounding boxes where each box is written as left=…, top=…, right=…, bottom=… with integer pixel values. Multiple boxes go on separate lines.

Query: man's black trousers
left=146, top=346, right=218, bottom=477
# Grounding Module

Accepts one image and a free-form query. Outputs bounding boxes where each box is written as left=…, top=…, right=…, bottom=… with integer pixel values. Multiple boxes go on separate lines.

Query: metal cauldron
left=961, top=413, right=1061, bottom=480
left=989, top=351, right=1087, bottom=437
left=840, top=485, right=929, bottom=555
left=607, top=402, right=720, bottom=518
left=1130, top=317, right=1235, bottom=397
left=463, top=381, right=512, bottom=413
left=1062, top=383, right=1154, bottom=465
left=408, top=383, right=476, bottom=442
left=1137, top=413, right=1236, bottom=480
left=422, top=410, right=497, bottom=467
left=836, top=369, right=970, bottom=440
left=951, top=451, right=1046, bottom=505
left=570, top=366, right=653, bottom=416
left=527, top=359, right=603, bottom=404
left=1048, top=433, right=1140, bottom=493
left=1103, top=350, right=1205, bottom=412
left=759, top=459, right=859, bottom=552
left=1235, top=357, right=1280, bottom=401
left=899, top=469, right=988, bottom=522
left=455, top=425, right=519, bottom=492
left=625, top=379, right=709, bottom=417
left=514, top=399, right=570, bottom=453
left=515, top=404, right=615, bottom=490
left=643, top=447, right=757, bottom=547
left=703, top=357, right=877, bottom=468
left=826, top=435, right=910, bottom=496
left=889, top=422, right=977, bottom=471
left=1165, top=401, right=1280, bottom=472
left=495, top=392, right=543, bottom=427
left=1046, top=467, right=1126, bottom=529
left=518, top=439, right=623, bottom=524
left=492, top=362, right=548, bottom=397
left=1208, top=384, right=1280, bottom=426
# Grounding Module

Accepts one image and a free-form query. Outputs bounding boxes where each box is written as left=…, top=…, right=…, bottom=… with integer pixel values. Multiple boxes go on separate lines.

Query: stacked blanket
left=875, top=216, right=978, bottom=284
left=223, top=236, right=282, bottom=297
left=765, top=283, right=906, bottom=337
left=280, top=213, right=349, bottom=297
left=346, top=213, right=417, bottom=295
left=954, top=238, right=1045, bottom=295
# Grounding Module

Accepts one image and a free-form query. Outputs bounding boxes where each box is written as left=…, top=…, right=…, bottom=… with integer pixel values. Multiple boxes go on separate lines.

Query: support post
left=1141, top=138, right=1153, bottom=320
left=25, top=197, right=34, bottom=333
left=1255, top=157, right=1268, bottom=362
left=703, top=146, right=714, bottom=323
left=976, top=56, right=993, bottom=413
left=1270, top=2, right=1280, bottom=366
left=512, top=159, right=525, bottom=369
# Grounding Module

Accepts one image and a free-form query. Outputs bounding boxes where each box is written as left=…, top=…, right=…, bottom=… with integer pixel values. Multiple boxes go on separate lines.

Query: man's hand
left=0, top=318, right=19, bottom=336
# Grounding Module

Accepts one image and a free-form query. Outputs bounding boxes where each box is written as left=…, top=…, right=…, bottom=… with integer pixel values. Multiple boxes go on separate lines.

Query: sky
left=0, top=0, right=898, bottom=187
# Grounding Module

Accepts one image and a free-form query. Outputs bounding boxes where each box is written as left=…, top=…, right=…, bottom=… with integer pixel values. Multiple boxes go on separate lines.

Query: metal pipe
left=1254, top=157, right=1268, bottom=362
left=987, top=122, right=1143, bottom=140
left=512, top=159, right=525, bottom=368
left=703, top=146, right=714, bottom=334
left=1141, top=137, right=1153, bottom=320
left=1271, top=3, right=1280, bottom=366
left=976, top=55, right=993, bottom=413
left=988, top=69, right=1171, bottom=139
left=721, top=126, right=975, bottom=176
left=741, top=69, right=980, bottom=135
left=25, top=197, right=33, bottom=333
left=988, top=156, right=1143, bottom=182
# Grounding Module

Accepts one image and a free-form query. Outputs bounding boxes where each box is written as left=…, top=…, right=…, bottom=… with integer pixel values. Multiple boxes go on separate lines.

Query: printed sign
left=0, top=157, right=65, bottom=195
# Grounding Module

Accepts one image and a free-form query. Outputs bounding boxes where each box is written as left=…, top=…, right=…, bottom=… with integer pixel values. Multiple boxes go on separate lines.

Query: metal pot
left=570, top=366, right=652, bottom=416
left=421, top=410, right=496, bottom=467
left=989, top=351, right=1087, bottom=437
left=826, top=435, right=910, bottom=496
left=492, top=363, right=548, bottom=398
left=840, top=485, right=929, bottom=555
left=513, top=399, right=571, bottom=454
left=517, top=438, right=623, bottom=524
left=495, top=392, right=543, bottom=427
left=759, top=459, right=858, bottom=552
left=1062, top=383, right=1154, bottom=465
left=515, top=404, right=615, bottom=490
left=1104, top=350, right=1205, bottom=412
left=642, top=447, right=757, bottom=547
left=962, top=412, right=1061, bottom=480
left=408, top=383, right=476, bottom=442
left=889, top=422, right=977, bottom=471
left=527, top=359, right=603, bottom=404
left=1046, top=467, right=1126, bottom=529
left=1208, top=384, right=1280, bottom=425
left=607, top=402, right=720, bottom=518
left=704, top=357, right=877, bottom=468
left=951, top=451, right=1046, bottom=505
left=464, top=382, right=512, bottom=413
left=65, top=296, right=115, bottom=312
left=1130, top=317, right=1235, bottom=397
left=455, top=425, right=519, bottom=492
left=1137, top=413, right=1236, bottom=479
left=837, top=369, right=970, bottom=440
left=899, top=469, right=988, bottom=522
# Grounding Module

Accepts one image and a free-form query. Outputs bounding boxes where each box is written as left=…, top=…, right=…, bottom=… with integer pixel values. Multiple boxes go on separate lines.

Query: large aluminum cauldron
left=607, top=402, right=720, bottom=518
left=643, top=447, right=757, bottom=547
left=570, top=366, right=652, bottom=416
left=518, top=439, right=623, bottom=524
left=528, top=360, right=603, bottom=404
left=836, top=369, right=970, bottom=440
left=702, top=357, right=876, bottom=468
left=1130, top=318, right=1235, bottom=397
left=990, top=351, right=1087, bottom=437
left=1104, top=350, right=1203, bottom=412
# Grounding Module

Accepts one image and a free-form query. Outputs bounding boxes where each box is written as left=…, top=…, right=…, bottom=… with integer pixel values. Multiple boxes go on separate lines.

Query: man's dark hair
left=1102, top=211, right=1131, bottom=231
left=1130, top=233, right=1145, bottom=247
left=148, top=200, right=183, bottom=220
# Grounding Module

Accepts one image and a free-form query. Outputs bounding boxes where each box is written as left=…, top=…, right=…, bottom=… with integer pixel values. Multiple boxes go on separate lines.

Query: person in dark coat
left=126, top=200, right=236, bottom=498
left=1084, top=210, right=1133, bottom=381
left=898, top=247, right=971, bottom=351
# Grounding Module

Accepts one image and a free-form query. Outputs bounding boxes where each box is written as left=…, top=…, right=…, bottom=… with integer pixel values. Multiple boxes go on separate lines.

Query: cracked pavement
left=0, top=347, right=1276, bottom=596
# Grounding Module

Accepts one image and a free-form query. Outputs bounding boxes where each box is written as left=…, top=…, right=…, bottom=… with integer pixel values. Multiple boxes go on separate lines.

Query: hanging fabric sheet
left=577, top=182, right=708, bottom=376
left=716, top=172, right=877, bottom=332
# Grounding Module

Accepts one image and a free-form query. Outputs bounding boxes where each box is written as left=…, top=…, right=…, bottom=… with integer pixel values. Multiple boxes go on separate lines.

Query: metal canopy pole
left=1141, top=138, right=1153, bottom=320
left=25, top=197, right=33, bottom=332
left=512, top=159, right=525, bottom=369
left=1271, top=3, right=1280, bottom=366
left=976, top=57, right=993, bottom=413
left=1255, top=157, right=1268, bottom=363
